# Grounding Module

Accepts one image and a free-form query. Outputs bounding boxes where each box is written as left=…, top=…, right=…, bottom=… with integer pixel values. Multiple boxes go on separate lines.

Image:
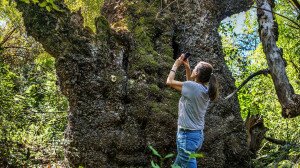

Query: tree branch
left=290, top=0, right=300, bottom=12
left=3, top=46, right=29, bottom=50
left=252, top=6, right=300, bottom=29
left=225, top=69, right=270, bottom=100
left=264, top=136, right=287, bottom=145
left=256, top=0, right=300, bottom=118
left=15, top=0, right=94, bottom=58
left=0, top=27, right=17, bottom=46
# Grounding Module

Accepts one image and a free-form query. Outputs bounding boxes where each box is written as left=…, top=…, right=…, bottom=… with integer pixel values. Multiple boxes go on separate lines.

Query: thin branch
left=0, top=27, right=18, bottom=46
left=289, top=59, right=300, bottom=73
left=27, top=111, right=67, bottom=114
left=155, top=0, right=177, bottom=19
left=290, top=0, right=300, bottom=12
left=224, top=69, right=270, bottom=100
left=3, top=46, right=29, bottom=50
left=288, top=0, right=300, bottom=14
left=264, top=136, right=287, bottom=145
left=252, top=6, right=300, bottom=29
left=286, top=23, right=300, bottom=29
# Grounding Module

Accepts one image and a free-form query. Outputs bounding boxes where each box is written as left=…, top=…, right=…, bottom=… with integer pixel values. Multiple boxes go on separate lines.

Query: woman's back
left=178, top=81, right=209, bottom=130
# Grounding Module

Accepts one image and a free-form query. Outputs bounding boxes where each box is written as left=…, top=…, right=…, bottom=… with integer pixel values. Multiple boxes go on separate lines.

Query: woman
left=166, top=53, right=218, bottom=168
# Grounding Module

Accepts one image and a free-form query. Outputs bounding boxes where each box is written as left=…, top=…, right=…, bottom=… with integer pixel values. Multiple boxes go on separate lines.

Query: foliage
left=219, top=3, right=300, bottom=167
left=65, top=0, right=104, bottom=31
left=148, top=145, right=176, bottom=168
left=18, top=0, right=63, bottom=12
left=0, top=14, right=68, bottom=167
left=0, top=53, right=68, bottom=167
left=148, top=145, right=203, bottom=168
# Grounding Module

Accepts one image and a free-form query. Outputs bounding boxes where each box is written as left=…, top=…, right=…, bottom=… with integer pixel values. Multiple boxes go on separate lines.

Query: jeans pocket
left=185, top=133, right=201, bottom=152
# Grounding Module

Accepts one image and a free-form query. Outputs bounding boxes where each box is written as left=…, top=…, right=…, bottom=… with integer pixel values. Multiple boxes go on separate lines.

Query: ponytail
left=208, top=74, right=218, bottom=101
left=195, top=61, right=219, bottom=101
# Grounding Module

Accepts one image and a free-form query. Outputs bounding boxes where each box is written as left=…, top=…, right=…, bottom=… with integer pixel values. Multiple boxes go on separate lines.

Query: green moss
left=149, top=101, right=162, bottom=113
left=95, top=15, right=110, bottom=41
left=149, top=84, right=160, bottom=93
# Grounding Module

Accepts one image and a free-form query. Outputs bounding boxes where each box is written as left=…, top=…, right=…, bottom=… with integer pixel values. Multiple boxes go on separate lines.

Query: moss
left=95, top=15, right=111, bottom=41
left=148, top=84, right=160, bottom=97
left=123, top=0, right=180, bottom=118
left=149, top=101, right=162, bottom=113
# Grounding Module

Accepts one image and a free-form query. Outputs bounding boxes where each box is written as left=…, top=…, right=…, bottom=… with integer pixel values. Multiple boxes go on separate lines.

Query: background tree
left=0, top=3, right=68, bottom=166
left=219, top=0, right=300, bottom=166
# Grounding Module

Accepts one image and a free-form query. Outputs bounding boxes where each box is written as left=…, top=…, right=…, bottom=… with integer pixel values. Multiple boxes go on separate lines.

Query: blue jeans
left=174, top=129, right=204, bottom=168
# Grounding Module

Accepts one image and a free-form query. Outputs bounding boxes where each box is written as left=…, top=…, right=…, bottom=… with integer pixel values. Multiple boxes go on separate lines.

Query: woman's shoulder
left=183, top=81, right=208, bottom=93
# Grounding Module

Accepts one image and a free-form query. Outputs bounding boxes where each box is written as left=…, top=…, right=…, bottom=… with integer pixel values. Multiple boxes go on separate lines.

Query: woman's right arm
left=166, top=57, right=184, bottom=91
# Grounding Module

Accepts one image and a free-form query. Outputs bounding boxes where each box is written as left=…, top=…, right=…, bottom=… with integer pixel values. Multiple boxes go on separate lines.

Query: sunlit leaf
left=163, top=153, right=174, bottom=159
left=151, top=160, right=160, bottom=168
left=45, top=5, right=51, bottom=12
left=39, top=1, right=47, bottom=7
left=148, top=145, right=162, bottom=158
left=189, top=152, right=204, bottom=159
left=20, top=0, right=30, bottom=4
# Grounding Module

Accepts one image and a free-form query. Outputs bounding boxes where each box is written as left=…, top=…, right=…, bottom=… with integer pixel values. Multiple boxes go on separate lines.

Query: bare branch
left=0, top=27, right=18, bottom=46
left=290, top=0, right=300, bottom=12
left=3, top=46, right=29, bottom=50
left=225, top=69, right=270, bottom=100
left=287, top=0, right=300, bottom=15
left=264, top=136, right=287, bottom=145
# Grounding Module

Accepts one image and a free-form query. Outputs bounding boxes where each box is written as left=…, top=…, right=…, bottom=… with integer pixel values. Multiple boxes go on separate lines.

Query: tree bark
left=256, top=0, right=300, bottom=118
left=15, top=0, right=254, bottom=167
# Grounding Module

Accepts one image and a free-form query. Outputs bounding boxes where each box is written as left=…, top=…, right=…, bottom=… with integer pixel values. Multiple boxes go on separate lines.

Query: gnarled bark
left=245, top=113, right=267, bottom=155
left=16, top=0, right=254, bottom=167
left=256, top=0, right=300, bottom=118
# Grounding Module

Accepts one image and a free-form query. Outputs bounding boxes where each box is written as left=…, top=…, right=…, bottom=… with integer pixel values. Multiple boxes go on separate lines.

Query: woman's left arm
left=166, top=57, right=184, bottom=91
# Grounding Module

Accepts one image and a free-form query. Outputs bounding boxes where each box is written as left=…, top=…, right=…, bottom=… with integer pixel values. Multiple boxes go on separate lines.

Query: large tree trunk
left=16, top=0, right=253, bottom=167
left=256, top=0, right=300, bottom=118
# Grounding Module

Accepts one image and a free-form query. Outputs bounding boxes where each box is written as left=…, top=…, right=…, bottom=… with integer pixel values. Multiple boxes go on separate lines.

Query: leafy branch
left=20, top=0, right=63, bottom=12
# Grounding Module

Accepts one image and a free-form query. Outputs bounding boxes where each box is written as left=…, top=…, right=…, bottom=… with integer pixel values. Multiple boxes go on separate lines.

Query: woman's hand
left=183, top=58, right=190, bottom=69
left=173, top=54, right=184, bottom=68
left=182, top=56, right=191, bottom=81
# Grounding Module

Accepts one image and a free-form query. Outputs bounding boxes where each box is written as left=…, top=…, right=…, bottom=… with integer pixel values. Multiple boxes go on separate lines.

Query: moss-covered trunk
left=16, top=0, right=254, bottom=167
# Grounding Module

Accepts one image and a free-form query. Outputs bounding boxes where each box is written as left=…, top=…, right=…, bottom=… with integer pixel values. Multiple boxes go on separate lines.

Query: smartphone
left=183, top=53, right=191, bottom=61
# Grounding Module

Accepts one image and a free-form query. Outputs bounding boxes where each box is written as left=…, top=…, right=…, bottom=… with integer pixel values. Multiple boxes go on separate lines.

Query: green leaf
left=148, top=145, right=162, bottom=158
left=32, top=0, right=39, bottom=4
left=39, top=1, right=47, bottom=7
left=189, top=152, right=204, bottom=159
left=21, top=0, right=30, bottom=3
left=151, top=160, right=160, bottom=168
left=171, top=164, right=181, bottom=168
left=45, top=5, right=51, bottom=12
left=163, top=153, right=175, bottom=159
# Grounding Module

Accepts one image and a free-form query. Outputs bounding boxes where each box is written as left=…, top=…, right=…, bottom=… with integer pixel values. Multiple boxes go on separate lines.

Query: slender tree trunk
left=256, top=0, right=300, bottom=118
left=15, top=0, right=254, bottom=167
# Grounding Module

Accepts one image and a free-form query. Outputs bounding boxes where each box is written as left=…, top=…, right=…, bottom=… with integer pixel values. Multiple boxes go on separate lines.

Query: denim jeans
left=174, top=129, right=204, bottom=168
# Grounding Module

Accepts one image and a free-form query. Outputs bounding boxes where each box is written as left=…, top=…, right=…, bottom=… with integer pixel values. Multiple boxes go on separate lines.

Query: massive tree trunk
left=256, top=0, right=300, bottom=118
left=15, top=0, right=253, bottom=167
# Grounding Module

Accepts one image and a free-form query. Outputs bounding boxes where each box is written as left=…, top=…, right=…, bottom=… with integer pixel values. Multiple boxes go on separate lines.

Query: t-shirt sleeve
left=181, top=81, right=194, bottom=97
